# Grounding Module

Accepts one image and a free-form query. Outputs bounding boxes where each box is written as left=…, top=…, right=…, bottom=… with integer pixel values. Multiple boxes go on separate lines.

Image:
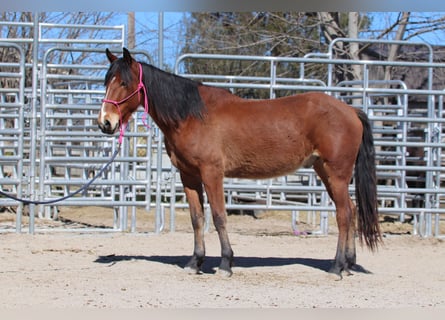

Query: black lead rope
left=0, top=143, right=121, bottom=206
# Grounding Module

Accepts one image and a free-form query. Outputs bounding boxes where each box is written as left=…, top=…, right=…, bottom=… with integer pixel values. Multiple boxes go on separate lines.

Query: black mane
left=141, top=63, right=206, bottom=126
left=106, top=59, right=206, bottom=127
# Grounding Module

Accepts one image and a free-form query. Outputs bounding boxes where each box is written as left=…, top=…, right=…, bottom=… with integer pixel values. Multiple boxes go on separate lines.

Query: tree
left=180, top=12, right=376, bottom=97
left=180, top=12, right=329, bottom=97
left=317, top=12, right=374, bottom=83
left=180, top=12, right=445, bottom=88
left=0, top=12, right=117, bottom=89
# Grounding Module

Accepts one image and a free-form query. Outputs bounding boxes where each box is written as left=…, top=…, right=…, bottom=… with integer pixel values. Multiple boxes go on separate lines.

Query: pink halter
left=102, top=63, right=150, bottom=144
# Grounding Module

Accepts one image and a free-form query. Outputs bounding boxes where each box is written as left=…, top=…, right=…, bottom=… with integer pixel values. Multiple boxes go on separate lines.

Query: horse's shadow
left=94, top=254, right=371, bottom=275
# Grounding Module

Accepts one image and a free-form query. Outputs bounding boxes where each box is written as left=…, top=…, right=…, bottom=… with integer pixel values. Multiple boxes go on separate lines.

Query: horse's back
left=206, top=90, right=358, bottom=124
left=277, top=92, right=357, bottom=120
left=206, top=90, right=362, bottom=145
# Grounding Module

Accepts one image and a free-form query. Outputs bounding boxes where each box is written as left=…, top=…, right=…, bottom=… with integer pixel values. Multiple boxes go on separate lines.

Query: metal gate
left=0, top=42, right=26, bottom=230
left=38, top=47, right=154, bottom=229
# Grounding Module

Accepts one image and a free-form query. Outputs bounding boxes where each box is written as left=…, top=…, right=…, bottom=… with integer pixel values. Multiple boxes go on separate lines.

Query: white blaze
left=100, top=76, right=116, bottom=123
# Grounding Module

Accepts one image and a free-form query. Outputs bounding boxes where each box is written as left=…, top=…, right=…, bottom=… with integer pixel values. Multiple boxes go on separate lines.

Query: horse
left=98, top=48, right=382, bottom=278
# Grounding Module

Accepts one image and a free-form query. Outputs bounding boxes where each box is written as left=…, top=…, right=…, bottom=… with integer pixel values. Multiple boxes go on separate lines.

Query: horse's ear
left=123, top=47, right=133, bottom=65
left=106, top=48, right=117, bottom=63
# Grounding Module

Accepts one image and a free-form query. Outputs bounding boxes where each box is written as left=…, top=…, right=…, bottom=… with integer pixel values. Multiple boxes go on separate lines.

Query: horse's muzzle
left=98, top=119, right=119, bottom=135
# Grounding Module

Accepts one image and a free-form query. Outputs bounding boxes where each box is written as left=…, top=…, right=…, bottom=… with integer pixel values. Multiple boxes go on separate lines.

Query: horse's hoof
left=343, top=269, right=353, bottom=277
left=327, top=272, right=343, bottom=281
left=328, top=266, right=343, bottom=281
left=216, top=268, right=233, bottom=277
left=184, top=266, right=201, bottom=275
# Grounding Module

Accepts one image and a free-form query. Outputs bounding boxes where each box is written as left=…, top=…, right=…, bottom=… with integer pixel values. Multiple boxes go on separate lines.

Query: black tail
left=355, top=109, right=382, bottom=250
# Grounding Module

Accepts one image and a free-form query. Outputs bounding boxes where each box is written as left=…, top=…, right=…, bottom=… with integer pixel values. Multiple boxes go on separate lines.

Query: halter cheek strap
left=102, top=63, right=150, bottom=144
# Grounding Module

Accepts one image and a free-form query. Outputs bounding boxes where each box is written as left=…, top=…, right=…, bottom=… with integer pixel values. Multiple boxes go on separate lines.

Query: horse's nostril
left=98, top=119, right=115, bottom=134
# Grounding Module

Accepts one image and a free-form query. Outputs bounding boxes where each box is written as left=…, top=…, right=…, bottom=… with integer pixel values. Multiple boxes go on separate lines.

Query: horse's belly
left=224, top=151, right=317, bottom=180
left=225, top=167, right=297, bottom=179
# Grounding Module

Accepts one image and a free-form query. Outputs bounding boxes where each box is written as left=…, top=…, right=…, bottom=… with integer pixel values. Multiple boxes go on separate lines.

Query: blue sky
left=109, top=12, right=186, bottom=68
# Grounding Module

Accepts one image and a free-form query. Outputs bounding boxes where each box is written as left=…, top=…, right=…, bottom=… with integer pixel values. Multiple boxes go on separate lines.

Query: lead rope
left=138, top=63, right=150, bottom=131
left=0, top=141, right=122, bottom=205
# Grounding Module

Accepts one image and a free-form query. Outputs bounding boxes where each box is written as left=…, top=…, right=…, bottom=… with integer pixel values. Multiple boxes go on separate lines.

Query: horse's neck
left=146, top=104, right=176, bottom=138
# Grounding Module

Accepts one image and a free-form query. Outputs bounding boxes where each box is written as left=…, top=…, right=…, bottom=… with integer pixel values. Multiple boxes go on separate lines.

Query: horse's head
left=98, top=48, right=142, bottom=135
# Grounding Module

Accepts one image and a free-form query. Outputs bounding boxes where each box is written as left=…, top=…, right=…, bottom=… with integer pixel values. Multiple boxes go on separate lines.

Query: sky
left=112, top=12, right=186, bottom=68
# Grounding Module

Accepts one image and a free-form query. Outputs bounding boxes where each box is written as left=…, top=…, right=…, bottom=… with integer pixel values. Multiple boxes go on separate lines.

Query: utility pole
left=158, top=12, right=164, bottom=68
left=128, top=12, right=135, bottom=49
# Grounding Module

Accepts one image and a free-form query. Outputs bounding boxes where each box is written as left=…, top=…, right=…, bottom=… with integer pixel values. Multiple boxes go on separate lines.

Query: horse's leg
left=314, top=159, right=355, bottom=278
left=329, top=181, right=355, bottom=277
left=180, top=173, right=206, bottom=274
left=201, top=171, right=233, bottom=276
left=346, top=198, right=357, bottom=269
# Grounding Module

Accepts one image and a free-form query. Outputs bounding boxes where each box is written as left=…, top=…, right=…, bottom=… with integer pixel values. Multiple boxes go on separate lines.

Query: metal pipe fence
left=0, top=25, right=444, bottom=239
left=36, top=47, right=155, bottom=233
left=0, top=42, right=25, bottom=231
left=174, top=43, right=445, bottom=238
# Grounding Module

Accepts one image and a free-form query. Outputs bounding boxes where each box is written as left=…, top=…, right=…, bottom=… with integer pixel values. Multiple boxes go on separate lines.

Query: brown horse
left=98, top=48, right=381, bottom=278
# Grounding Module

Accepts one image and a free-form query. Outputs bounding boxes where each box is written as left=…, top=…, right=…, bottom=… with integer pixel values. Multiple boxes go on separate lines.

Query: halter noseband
left=102, top=63, right=149, bottom=144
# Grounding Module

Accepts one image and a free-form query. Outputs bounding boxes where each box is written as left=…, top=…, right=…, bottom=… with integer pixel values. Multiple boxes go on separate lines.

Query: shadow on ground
left=94, top=254, right=371, bottom=275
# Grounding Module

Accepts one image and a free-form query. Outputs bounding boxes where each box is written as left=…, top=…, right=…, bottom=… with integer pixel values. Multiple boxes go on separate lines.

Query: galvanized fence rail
left=0, top=20, right=137, bottom=233
left=0, top=42, right=26, bottom=231
left=174, top=39, right=445, bottom=238
left=38, top=47, right=154, bottom=234
left=0, top=25, right=444, bottom=238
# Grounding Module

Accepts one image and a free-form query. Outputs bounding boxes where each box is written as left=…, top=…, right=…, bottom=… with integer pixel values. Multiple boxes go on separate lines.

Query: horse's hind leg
left=346, top=198, right=357, bottom=268
left=314, top=159, right=356, bottom=277
left=181, top=173, right=206, bottom=274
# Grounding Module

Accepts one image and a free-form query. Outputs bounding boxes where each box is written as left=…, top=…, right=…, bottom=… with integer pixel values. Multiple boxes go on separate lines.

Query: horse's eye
left=120, top=81, right=127, bottom=87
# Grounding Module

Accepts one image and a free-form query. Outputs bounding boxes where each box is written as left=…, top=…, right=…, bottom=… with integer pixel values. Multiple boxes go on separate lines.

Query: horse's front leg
left=181, top=173, right=206, bottom=274
left=202, top=172, right=234, bottom=277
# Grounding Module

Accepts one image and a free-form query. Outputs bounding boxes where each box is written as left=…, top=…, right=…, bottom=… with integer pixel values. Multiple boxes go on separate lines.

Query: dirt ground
left=0, top=206, right=444, bottom=308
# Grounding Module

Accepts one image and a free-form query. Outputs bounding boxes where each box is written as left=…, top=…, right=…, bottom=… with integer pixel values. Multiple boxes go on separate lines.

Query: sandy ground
left=0, top=207, right=444, bottom=309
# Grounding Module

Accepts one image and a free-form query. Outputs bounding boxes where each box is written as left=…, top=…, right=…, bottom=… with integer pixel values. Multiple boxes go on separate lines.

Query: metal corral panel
left=1, top=27, right=444, bottom=238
